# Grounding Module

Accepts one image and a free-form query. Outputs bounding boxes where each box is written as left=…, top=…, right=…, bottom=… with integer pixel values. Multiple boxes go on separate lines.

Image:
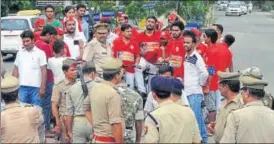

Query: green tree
left=125, top=1, right=147, bottom=21
left=1, top=0, right=34, bottom=16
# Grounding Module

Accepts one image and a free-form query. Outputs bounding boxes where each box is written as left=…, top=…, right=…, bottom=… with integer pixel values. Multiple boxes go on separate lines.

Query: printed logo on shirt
left=185, top=55, right=198, bottom=65
left=140, top=42, right=160, bottom=52
left=169, top=55, right=182, bottom=67
left=117, top=51, right=134, bottom=62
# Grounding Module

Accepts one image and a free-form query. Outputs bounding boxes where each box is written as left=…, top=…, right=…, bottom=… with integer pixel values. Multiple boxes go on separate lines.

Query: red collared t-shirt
left=112, top=37, right=140, bottom=73
left=166, top=36, right=186, bottom=79
left=35, top=40, right=54, bottom=83
left=137, top=30, right=161, bottom=64
left=215, top=42, right=232, bottom=72
left=205, top=43, right=219, bottom=91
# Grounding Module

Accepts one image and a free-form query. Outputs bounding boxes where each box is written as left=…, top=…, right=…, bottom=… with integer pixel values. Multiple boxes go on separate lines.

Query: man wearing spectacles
left=82, top=23, right=112, bottom=75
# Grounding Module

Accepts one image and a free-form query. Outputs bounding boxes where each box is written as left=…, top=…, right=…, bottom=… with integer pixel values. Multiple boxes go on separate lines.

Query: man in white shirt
left=183, top=30, right=209, bottom=143
left=12, top=30, right=47, bottom=106
left=63, top=17, right=87, bottom=60
left=144, top=65, right=189, bottom=114
left=48, top=40, right=67, bottom=83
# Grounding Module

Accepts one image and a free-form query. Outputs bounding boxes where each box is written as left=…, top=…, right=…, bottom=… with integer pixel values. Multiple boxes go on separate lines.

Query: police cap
left=1, top=75, right=19, bottom=93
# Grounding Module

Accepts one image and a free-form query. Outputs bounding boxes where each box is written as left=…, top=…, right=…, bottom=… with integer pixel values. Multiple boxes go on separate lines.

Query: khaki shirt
left=144, top=100, right=201, bottom=143
left=174, top=98, right=188, bottom=106
left=83, top=77, right=103, bottom=112
left=214, top=93, right=244, bottom=142
left=51, top=78, right=76, bottom=115
left=82, top=38, right=112, bottom=73
left=89, top=80, right=125, bottom=137
left=65, top=77, right=94, bottom=116
left=1, top=103, right=43, bottom=143
left=220, top=101, right=274, bottom=143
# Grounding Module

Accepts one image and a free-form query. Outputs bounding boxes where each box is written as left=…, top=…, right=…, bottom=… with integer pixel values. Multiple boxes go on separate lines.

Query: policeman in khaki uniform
left=51, top=59, right=77, bottom=142
left=1, top=75, right=44, bottom=143
left=240, top=67, right=273, bottom=108
left=82, top=23, right=112, bottom=74
left=88, top=58, right=125, bottom=143
left=116, top=80, right=144, bottom=143
left=65, top=61, right=96, bottom=143
left=207, top=71, right=244, bottom=143
left=220, top=75, right=274, bottom=143
left=144, top=76, right=201, bottom=143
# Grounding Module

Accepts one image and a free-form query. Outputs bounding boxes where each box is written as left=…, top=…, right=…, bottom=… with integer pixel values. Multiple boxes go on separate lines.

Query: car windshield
left=229, top=4, right=240, bottom=8
left=1, top=19, right=30, bottom=30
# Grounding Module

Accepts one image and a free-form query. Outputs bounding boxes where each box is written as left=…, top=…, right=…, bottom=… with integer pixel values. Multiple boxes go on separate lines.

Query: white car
left=1, top=16, right=42, bottom=56
left=226, top=3, right=242, bottom=16
left=218, top=1, right=229, bottom=11
left=239, top=1, right=248, bottom=15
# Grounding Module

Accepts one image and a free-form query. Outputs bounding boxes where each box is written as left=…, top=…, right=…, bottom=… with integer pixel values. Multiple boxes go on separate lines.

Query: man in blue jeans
left=36, top=25, right=58, bottom=135
left=12, top=30, right=47, bottom=106
left=183, top=30, right=209, bottom=143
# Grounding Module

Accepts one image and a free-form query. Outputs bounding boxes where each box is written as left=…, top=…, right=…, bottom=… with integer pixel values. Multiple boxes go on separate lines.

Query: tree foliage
left=1, top=0, right=34, bottom=16
left=125, top=1, right=147, bottom=21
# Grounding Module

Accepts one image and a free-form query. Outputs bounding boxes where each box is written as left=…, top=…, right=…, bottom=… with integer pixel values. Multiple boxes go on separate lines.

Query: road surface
left=214, top=9, right=274, bottom=94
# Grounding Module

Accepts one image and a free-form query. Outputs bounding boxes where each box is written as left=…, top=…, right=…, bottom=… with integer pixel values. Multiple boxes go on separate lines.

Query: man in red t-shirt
left=135, top=16, right=161, bottom=93
left=55, top=27, right=71, bottom=57
left=216, top=34, right=235, bottom=72
left=35, top=25, right=57, bottom=135
left=165, top=21, right=186, bottom=80
left=191, top=28, right=208, bottom=59
left=112, top=24, right=141, bottom=91
left=203, top=29, right=220, bottom=127
left=114, top=14, right=138, bottom=39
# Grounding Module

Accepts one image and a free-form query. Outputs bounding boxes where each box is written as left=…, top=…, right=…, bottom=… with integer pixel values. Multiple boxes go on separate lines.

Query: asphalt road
left=214, top=9, right=274, bottom=94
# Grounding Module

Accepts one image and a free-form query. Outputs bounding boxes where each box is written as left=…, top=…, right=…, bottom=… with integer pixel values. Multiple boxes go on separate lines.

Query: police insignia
left=144, top=126, right=148, bottom=135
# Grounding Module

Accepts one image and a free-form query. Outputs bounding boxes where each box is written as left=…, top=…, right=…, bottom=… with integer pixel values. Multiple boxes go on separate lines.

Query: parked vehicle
left=218, top=1, right=229, bottom=11
left=1, top=16, right=42, bottom=56
left=226, top=3, right=242, bottom=16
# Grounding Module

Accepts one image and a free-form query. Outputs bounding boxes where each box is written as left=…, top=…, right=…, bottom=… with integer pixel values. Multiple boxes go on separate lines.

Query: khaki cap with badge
left=218, top=71, right=241, bottom=82
left=94, top=23, right=109, bottom=33
left=101, top=58, right=123, bottom=73
left=239, top=67, right=263, bottom=80
left=1, top=75, right=19, bottom=93
left=63, top=58, right=77, bottom=67
left=240, top=76, right=268, bottom=90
